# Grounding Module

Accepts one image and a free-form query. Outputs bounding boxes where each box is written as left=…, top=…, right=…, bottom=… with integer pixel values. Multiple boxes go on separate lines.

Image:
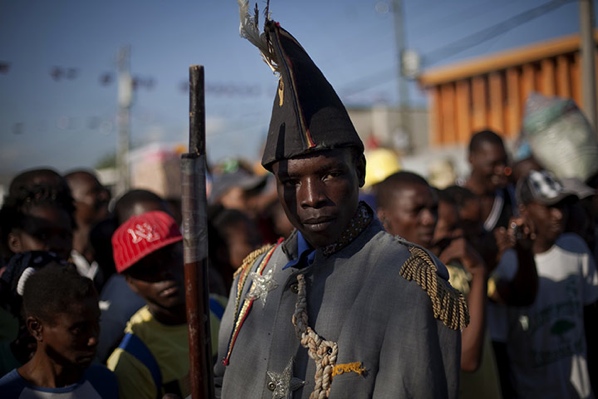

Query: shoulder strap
left=118, top=332, right=162, bottom=398
left=399, top=246, right=470, bottom=331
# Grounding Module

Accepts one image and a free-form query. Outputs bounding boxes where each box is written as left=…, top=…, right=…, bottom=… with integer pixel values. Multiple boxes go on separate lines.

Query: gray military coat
left=214, top=216, right=465, bottom=399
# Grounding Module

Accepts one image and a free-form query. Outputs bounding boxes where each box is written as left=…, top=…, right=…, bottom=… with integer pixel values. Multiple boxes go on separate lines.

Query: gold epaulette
left=399, top=246, right=470, bottom=331
left=233, top=244, right=276, bottom=279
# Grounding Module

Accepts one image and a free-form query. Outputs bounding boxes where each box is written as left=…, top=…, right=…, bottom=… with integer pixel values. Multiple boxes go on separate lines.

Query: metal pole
left=117, top=45, right=132, bottom=195
left=392, top=0, right=413, bottom=153
left=580, top=0, right=597, bottom=129
left=181, top=65, right=214, bottom=399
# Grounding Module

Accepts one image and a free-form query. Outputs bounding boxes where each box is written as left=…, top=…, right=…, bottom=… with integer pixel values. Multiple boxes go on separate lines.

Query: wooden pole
left=181, top=65, right=214, bottom=399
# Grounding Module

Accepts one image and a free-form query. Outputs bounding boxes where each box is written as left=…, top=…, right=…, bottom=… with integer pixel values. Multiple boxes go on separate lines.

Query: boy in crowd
left=107, top=210, right=224, bottom=399
left=0, top=174, right=76, bottom=376
left=0, top=173, right=75, bottom=264
left=492, top=170, right=598, bottom=398
left=463, top=130, right=515, bottom=235
left=0, top=263, right=118, bottom=398
left=65, top=169, right=111, bottom=290
left=95, top=188, right=172, bottom=363
left=0, top=251, right=70, bottom=370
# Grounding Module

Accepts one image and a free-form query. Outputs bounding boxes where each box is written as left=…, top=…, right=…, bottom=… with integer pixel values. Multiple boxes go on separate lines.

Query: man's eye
left=323, top=171, right=342, bottom=181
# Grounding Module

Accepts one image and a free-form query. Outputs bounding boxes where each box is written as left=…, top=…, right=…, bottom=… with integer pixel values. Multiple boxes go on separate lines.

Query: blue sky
left=0, top=0, right=588, bottom=177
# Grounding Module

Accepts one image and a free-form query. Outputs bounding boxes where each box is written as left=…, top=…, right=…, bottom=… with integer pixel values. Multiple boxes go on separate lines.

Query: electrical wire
left=423, top=0, right=575, bottom=65
left=336, top=0, right=576, bottom=97
left=410, top=0, right=519, bottom=41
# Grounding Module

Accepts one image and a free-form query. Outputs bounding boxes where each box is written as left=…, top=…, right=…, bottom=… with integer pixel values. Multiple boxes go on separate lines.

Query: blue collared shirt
left=282, top=232, right=316, bottom=270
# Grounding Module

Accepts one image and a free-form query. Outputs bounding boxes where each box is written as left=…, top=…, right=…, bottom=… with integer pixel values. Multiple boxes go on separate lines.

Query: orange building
left=418, top=32, right=598, bottom=146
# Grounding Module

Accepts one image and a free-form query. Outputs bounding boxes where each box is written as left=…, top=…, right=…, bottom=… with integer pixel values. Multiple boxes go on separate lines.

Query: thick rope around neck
left=292, top=273, right=338, bottom=399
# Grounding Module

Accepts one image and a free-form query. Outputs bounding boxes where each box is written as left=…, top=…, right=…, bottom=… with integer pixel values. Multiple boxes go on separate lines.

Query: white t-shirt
left=488, top=233, right=598, bottom=398
left=0, top=364, right=118, bottom=398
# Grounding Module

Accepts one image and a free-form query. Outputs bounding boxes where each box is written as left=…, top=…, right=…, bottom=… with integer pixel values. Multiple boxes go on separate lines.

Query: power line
left=423, top=0, right=575, bottom=66
left=336, top=0, right=576, bottom=96
left=410, top=0, right=520, bottom=41
left=339, top=68, right=396, bottom=98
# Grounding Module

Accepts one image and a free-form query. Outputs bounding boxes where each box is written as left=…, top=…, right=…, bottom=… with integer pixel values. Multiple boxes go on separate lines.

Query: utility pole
left=392, top=0, right=413, bottom=154
left=116, top=45, right=133, bottom=195
left=580, top=0, right=597, bottom=129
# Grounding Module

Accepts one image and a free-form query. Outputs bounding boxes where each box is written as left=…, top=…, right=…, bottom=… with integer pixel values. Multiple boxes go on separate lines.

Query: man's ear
left=356, top=154, right=366, bottom=188
left=26, top=316, right=43, bottom=341
left=7, top=231, right=22, bottom=253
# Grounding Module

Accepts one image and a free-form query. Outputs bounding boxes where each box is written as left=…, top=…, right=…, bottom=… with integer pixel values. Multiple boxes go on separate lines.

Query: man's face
left=378, top=182, right=438, bottom=247
left=37, top=296, right=100, bottom=368
left=125, top=242, right=186, bottom=310
left=522, top=200, right=568, bottom=245
left=10, top=204, right=74, bottom=260
left=223, top=220, right=263, bottom=270
left=271, top=148, right=364, bottom=249
left=469, top=142, right=509, bottom=192
left=433, top=200, right=461, bottom=244
left=71, top=175, right=110, bottom=225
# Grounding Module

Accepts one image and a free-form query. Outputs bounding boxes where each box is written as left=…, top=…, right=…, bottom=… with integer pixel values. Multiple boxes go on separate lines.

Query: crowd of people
left=0, top=162, right=272, bottom=397
left=1, top=5, right=598, bottom=399
left=371, top=130, right=598, bottom=398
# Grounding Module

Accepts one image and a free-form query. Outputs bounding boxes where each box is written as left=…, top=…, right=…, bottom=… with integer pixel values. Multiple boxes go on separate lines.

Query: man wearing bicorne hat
left=214, top=3, right=468, bottom=398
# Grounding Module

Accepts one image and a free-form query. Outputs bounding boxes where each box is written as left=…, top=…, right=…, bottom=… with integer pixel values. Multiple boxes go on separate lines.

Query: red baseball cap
left=112, top=210, right=182, bottom=273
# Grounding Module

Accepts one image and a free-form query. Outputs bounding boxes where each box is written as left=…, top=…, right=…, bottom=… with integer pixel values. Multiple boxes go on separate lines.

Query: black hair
left=374, top=171, right=430, bottom=210
left=4, top=169, right=76, bottom=227
left=468, top=129, right=505, bottom=154
left=0, top=251, right=68, bottom=318
left=437, top=187, right=458, bottom=206
left=442, top=185, right=477, bottom=209
left=22, top=263, right=97, bottom=324
left=63, top=168, right=99, bottom=180
left=113, top=189, right=170, bottom=225
left=63, top=169, right=106, bottom=201
left=8, top=168, right=71, bottom=199
left=0, top=183, right=77, bottom=261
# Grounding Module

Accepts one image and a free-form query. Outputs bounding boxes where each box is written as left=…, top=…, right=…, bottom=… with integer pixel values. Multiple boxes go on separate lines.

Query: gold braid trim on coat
left=223, top=243, right=277, bottom=365
left=400, top=246, right=470, bottom=331
left=234, top=244, right=275, bottom=279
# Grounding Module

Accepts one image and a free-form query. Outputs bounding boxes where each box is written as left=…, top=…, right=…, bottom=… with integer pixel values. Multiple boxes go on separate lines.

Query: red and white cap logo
left=127, top=222, right=161, bottom=244
left=112, top=211, right=182, bottom=273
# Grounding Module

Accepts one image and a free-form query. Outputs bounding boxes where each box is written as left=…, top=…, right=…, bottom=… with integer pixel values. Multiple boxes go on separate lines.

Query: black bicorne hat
left=238, top=3, right=364, bottom=170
